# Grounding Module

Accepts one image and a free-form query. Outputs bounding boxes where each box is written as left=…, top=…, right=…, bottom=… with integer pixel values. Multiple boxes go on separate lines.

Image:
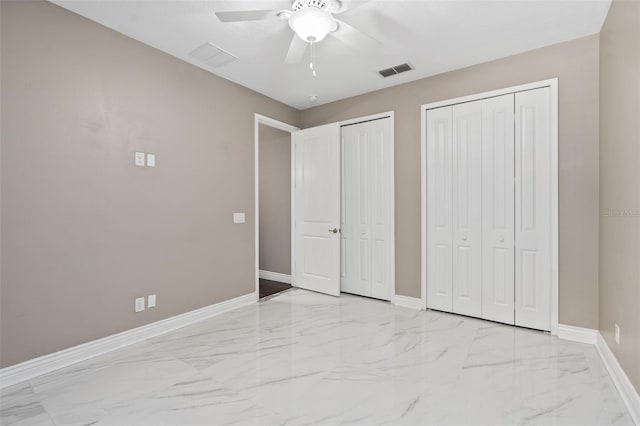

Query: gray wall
left=301, top=35, right=601, bottom=329
left=599, top=0, right=640, bottom=393
left=0, top=1, right=299, bottom=367
left=259, top=124, right=292, bottom=276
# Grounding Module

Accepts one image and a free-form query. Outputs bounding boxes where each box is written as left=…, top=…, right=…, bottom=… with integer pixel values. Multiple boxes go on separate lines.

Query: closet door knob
left=462, top=235, right=467, bottom=241
left=329, top=228, right=339, bottom=234
left=498, top=236, right=505, bottom=243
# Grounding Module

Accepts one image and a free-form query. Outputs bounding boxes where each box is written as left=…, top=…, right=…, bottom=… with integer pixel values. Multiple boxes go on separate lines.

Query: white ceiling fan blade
left=215, top=10, right=280, bottom=22
left=332, top=0, right=372, bottom=15
left=284, top=35, right=308, bottom=64
left=331, top=19, right=381, bottom=51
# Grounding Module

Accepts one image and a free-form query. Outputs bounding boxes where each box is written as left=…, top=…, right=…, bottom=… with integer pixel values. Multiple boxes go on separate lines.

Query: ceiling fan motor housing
left=292, top=0, right=330, bottom=12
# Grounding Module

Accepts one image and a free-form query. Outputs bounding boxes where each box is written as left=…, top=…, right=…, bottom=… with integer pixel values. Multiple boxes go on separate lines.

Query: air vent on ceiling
left=189, top=42, right=237, bottom=68
left=378, top=62, right=414, bottom=78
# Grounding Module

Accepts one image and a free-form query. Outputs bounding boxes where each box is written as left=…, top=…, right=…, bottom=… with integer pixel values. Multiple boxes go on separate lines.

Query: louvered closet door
left=451, top=102, right=482, bottom=317
left=426, top=107, right=454, bottom=311
left=481, top=94, right=515, bottom=324
left=340, top=118, right=393, bottom=301
left=515, top=88, right=552, bottom=331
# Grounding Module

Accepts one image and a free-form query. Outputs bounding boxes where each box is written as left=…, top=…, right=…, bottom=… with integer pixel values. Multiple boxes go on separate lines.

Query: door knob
left=498, top=236, right=505, bottom=242
left=462, top=235, right=467, bottom=241
left=329, top=228, right=339, bottom=234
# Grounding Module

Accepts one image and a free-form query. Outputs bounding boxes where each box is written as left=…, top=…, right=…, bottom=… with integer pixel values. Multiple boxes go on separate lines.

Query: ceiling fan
left=215, top=0, right=378, bottom=73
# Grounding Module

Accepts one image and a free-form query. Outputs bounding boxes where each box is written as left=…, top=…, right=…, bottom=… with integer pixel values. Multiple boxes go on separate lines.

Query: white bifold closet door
left=427, top=103, right=483, bottom=316
left=426, top=87, right=552, bottom=331
left=481, top=94, right=515, bottom=324
left=514, top=87, right=552, bottom=331
left=341, top=118, right=393, bottom=301
left=426, top=107, right=454, bottom=311
left=451, top=102, right=482, bottom=317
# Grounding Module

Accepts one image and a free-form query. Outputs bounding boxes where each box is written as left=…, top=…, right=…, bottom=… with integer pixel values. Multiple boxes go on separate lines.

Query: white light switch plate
left=148, top=294, right=156, bottom=308
left=146, top=153, right=156, bottom=167
left=135, top=152, right=146, bottom=167
left=135, top=297, right=145, bottom=312
left=233, top=212, right=246, bottom=224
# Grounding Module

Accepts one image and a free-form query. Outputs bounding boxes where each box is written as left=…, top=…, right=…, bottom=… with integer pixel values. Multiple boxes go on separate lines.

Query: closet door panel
left=370, top=118, right=393, bottom=301
left=452, top=102, right=482, bottom=317
left=341, top=123, right=371, bottom=297
left=482, top=94, right=515, bottom=324
left=340, top=118, right=392, bottom=301
left=515, top=88, right=551, bottom=331
left=340, top=125, right=353, bottom=293
left=427, top=107, right=453, bottom=311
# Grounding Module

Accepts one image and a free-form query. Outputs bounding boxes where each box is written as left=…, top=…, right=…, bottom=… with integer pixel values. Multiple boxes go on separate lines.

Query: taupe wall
left=258, top=124, right=291, bottom=275
left=599, top=0, right=640, bottom=393
left=0, top=1, right=299, bottom=367
left=301, top=35, right=601, bottom=329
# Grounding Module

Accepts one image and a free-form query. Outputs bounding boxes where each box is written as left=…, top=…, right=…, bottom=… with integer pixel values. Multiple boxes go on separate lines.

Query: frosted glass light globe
left=289, top=7, right=336, bottom=42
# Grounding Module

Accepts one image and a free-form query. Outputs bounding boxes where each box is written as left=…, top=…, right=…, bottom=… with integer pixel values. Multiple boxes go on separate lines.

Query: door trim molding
left=339, top=111, right=396, bottom=303
left=420, top=78, right=559, bottom=334
left=254, top=114, right=299, bottom=300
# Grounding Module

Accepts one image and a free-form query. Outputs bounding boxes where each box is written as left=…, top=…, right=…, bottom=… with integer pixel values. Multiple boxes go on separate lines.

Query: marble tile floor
left=1, top=289, right=633, bottom=426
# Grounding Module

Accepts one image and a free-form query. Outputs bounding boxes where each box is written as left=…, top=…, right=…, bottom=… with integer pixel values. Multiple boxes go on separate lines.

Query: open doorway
left=254, top=115, right=298, bottom=300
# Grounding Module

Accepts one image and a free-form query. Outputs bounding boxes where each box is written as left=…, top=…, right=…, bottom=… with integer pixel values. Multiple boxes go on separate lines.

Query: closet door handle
left=329, top=228, right=339, bottom=234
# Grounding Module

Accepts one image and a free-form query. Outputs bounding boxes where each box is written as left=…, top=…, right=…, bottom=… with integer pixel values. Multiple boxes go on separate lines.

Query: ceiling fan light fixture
left=288, top=7, right=336, bottom=43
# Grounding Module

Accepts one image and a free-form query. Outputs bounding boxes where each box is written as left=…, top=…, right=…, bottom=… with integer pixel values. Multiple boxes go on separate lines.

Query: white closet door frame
left=420, top=78, right=559, bottom=335
left=254, top=114, right=299, bottom=300
left=340, top=111, right=396, bottom=303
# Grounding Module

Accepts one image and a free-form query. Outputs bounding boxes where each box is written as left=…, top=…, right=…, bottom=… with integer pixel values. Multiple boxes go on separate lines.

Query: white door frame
left=420, top=79, right=559, bottom=335
left=339, top=111, right=396, bottom=303
left=254, top=114, right=299, bottom=300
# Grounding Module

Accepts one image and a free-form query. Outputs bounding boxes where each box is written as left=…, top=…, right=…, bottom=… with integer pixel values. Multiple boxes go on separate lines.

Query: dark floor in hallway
left=259, top=278, right=291, bottom=299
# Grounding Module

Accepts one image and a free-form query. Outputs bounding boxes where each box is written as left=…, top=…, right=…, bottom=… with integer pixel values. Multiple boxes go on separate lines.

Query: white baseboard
left=394, top=295, right=422, bottom=310
left=0, top=292, right=256, bottom=390
left=596, top=332, right=640, bottom=425
left=557, top=324, right=598, bottom=345
left=259, top=270, right=292, bottom=284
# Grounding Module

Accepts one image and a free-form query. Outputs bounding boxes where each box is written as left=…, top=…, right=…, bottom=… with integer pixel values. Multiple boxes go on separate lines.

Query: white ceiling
left=51, top=0, right=611, bottom=110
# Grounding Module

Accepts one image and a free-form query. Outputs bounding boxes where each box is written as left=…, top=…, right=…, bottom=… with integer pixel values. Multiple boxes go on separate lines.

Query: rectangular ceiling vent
left=189, top=42, right=237, bottom=68
left=378, top=62, right=414, bottom=78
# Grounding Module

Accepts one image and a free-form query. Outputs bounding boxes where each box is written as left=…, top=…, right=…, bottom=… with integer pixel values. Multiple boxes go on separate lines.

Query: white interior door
left=426, top=106, right=454, bottom=311
left=515, top=87, right=552, bottom=331
left=340, top=118, right=393, bottom=301
left=452, top=102, right=483, bottom=317
left=481, top=94, right=515, bottom=324
left=293, top=123, right=341, bottom=297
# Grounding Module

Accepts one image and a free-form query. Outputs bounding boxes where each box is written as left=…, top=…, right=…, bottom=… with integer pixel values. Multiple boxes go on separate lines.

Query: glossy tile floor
left=1, top=289, right=633, bottom=426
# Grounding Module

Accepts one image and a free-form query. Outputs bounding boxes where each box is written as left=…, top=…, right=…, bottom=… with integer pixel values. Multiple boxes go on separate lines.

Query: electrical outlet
left=148, top=294, right=156, bottom=308
left=615, top=323, right=620, bottom=344
left=135, top=297, right=145, bottom=313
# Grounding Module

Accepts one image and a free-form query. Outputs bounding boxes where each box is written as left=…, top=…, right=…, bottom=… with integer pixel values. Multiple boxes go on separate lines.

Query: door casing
left=254, top=114, right=299, bottom=300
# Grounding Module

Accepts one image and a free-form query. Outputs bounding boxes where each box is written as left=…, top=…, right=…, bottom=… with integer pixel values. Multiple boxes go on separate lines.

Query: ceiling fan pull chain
left=308, top=40, right=317, bottom=77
